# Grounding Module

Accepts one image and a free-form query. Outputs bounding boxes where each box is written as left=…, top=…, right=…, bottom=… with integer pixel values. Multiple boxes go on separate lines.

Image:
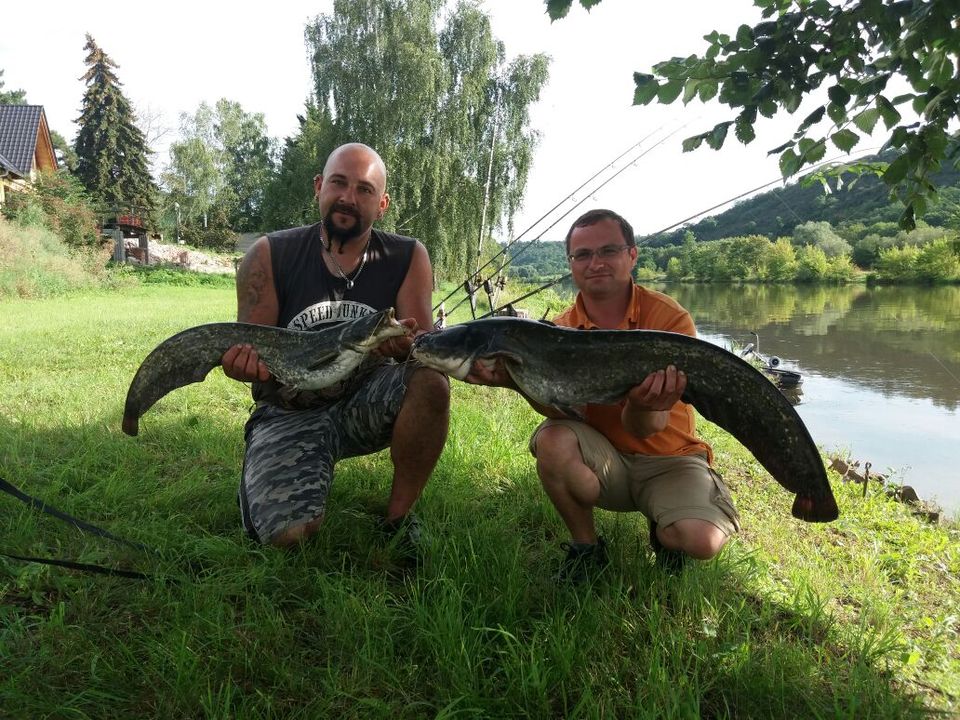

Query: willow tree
left=270, top=0, right=549, bottom=280
left=74, top=34, right=156, bottom=216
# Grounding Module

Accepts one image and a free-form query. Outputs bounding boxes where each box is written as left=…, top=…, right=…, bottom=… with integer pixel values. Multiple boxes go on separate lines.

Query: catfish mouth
left=350, top=309, right=404, bottom=352
left=411, top=331, right=477, bottom=379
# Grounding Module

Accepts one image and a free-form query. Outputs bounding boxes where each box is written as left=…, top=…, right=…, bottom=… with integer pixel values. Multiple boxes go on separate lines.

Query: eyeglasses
left=568, top=244, right=631, bottom=263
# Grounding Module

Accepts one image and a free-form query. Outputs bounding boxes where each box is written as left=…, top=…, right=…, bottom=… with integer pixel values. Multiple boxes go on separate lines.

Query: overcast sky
left=0, top=0, right=880, bottom=239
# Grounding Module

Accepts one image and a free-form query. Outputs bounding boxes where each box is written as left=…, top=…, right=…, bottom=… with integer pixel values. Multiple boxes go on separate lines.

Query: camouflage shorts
left=239, top=361, right=419, bottom=543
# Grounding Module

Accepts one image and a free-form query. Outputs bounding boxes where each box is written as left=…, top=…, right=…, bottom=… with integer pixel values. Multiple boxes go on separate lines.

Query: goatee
left=322, top=214, right=365, bottom=244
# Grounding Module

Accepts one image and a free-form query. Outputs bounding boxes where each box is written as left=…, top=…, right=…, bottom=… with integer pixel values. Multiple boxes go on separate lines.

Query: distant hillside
left=640, top=155, right=960, bottom=247
left=497, top=240, right=567, bottom=281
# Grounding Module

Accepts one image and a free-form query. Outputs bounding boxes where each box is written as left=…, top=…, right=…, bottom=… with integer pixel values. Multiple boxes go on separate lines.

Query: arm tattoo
left=237, top=252, right=269, bottom=321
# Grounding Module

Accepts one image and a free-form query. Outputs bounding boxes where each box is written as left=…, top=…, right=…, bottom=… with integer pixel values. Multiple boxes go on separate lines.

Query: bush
left=1, top=171, right=100, bottom=248
left=915, top=239, right=960, bottom=283
left=178, top=206, right=236, bottom=251
left=795, top=245, right=829, bottom=282
left=874, top=245, right=920, bottom=282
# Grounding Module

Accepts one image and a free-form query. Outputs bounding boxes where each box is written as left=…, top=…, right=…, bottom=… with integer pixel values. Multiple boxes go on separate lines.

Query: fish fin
left=122, top=414, right=139, bottom=437
left=792, top=492, right=839, bottom=522
left=304, top=350, right=341, bottom=371
left=491, top=350, right=523, bottom=366
left=557, top=405, right=585, bottom=421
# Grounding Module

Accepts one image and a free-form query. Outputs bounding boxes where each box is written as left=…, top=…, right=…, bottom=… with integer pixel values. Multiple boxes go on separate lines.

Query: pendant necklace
left=323, top=233, right=370, bottom=290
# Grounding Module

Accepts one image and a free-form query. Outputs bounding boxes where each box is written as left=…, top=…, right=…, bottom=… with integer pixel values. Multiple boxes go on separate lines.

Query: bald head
left=323, top=143, right=388, bottom=193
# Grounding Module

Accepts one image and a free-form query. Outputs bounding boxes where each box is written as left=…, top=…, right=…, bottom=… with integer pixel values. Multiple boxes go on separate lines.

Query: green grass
left=1, top=285, right=958, bottom=719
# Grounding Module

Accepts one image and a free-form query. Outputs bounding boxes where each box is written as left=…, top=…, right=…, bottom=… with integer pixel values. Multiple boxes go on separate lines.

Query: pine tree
left=74, top=34, right=156, bottom=217
left=0, top=69, right=28, bottom=105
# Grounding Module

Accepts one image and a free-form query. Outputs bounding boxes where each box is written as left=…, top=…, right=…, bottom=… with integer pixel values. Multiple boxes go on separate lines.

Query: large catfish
left=122, top=308, right=405, bottom=436
left=412, top=317, right=838, bottom=522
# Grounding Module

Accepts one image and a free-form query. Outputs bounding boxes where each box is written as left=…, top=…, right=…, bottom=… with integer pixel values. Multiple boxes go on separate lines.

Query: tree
left=548, top=0, right=960, bottom=229
left=263, top=104, right=335, bottom=230
left=0, top=69, right=27, bottom=104
left=795, top=244, right=829, bottom=282
left=766, top=237, right=798, bottom=281
left=791, top=221, right=852, bottom=258
left=214, top=99, right=277, bottom=231
left=163, top=99, right=277, bottom=240
left=74, top=34, right=157, bottom=216
left=269, top=0, right=549, bottom=280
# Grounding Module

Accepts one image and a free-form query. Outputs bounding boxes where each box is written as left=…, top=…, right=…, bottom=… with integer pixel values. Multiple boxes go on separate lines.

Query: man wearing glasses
left=470, top=209, right=740, bottom=583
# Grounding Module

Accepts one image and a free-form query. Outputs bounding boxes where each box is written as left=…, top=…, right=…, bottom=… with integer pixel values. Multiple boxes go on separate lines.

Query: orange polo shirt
left=553, top=284, right=713, bottom=462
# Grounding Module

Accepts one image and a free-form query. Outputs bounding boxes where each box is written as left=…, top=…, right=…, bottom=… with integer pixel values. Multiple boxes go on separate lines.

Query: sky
left=0, top=0, right=881, bottom=239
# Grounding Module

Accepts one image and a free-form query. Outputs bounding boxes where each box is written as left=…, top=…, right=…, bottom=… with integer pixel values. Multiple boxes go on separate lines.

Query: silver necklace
left=323, top=234, right=370, bottom=290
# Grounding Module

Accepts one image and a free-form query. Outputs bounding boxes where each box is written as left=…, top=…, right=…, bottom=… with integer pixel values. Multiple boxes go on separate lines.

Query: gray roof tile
left=0, top=149, right=17, bottom=174
left=0, top=105, right=43, bottom=177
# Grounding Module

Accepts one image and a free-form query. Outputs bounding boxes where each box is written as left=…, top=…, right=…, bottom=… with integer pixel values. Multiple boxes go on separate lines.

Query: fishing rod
left=491, top=122, right=688, bottom=276
left=441, top=123, right=690, bottom=319
left=432, top=123, right=669, bottom=313
left=478, top=273, right=571, bottom=319
left=645, top=148, right=881, bottom=237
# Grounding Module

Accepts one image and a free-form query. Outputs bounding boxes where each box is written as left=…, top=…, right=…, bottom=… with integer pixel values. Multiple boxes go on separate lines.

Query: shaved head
left=323, top=143, right=388, bottom=193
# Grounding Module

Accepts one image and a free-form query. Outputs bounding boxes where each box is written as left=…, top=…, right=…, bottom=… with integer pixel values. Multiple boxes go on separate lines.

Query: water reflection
left=667, top=283, right=960, bottom=514
left=668, top=284, right=960, bottom=412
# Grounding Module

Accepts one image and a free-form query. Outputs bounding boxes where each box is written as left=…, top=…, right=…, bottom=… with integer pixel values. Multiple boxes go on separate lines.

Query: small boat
left=739, top=332, right=804, bottom=390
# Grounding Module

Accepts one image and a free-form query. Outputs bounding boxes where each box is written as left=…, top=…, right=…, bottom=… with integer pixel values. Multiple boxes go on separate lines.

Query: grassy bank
left=1, top=284, right=958, bottom=719
left=0, top=217, right=235, bottom=299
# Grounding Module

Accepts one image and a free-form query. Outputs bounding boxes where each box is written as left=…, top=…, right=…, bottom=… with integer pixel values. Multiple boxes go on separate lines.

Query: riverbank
left=1, top=283, right=957, bottom=717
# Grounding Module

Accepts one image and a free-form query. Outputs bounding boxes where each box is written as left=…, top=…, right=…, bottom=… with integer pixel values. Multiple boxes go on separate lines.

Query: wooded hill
left=639, top=155, right=960, bottom=247
left=500, top=154, right=960, bottom=282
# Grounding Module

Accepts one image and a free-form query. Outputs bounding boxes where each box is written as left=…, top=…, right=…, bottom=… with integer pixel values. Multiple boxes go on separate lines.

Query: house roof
left=0, top=149, right=17, bottom=175
left=0, top=105, right=45, bottom=177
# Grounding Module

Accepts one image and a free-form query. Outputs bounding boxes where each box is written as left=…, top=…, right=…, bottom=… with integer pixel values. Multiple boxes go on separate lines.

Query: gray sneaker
left=555, top=536, right=609, bottom=585
left=380, top=512, right=426, bottom=563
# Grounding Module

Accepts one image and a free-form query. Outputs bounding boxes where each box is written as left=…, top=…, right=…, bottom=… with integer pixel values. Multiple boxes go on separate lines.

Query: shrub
left=795, top=245, right=829, bottom=282
left=0, top=216, right=114, bottom=298
left=1, top=171, right=100, bottom=248
left=915, top=239, right=960, bottom=283
left=874, top=245, right=920, bottom=282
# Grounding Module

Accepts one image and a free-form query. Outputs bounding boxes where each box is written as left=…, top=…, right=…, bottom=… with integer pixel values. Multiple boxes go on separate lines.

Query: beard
left=322, top=204, right=367, bottom=244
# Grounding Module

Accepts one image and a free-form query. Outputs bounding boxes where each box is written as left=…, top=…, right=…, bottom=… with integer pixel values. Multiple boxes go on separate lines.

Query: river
left=652, top=283, right=960, bottom=517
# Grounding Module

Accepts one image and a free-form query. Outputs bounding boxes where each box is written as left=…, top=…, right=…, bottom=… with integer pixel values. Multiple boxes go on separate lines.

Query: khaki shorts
left=530, top=419, right=740, bottom=536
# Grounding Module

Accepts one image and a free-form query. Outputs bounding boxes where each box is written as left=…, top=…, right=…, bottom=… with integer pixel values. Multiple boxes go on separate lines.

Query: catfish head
left=411, top=319, right=523, bottom=379
left=339, top=307, right=406, bottom=353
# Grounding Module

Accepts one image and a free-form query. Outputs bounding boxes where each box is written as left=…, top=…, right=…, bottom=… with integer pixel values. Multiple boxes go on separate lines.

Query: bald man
left=221, top=143, right=450, bottom=554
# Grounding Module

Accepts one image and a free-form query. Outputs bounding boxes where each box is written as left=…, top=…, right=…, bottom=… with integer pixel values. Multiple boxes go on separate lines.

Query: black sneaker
left=380, top=512, right=426, bottom=563
left=649, top=520, right=687, bottom=575
left=555, top=536, right=609, bottom=585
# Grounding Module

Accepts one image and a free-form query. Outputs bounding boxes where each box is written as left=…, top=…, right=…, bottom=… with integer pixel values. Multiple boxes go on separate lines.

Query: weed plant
left=0, top=285, right=957, bottom=718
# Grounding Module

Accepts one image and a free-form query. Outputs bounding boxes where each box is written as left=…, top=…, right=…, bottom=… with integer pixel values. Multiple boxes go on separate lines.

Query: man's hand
left=221, top=344, right=271, bottom=383
left=464, top=357, right=516, bottom=388
left=622, top=365, right=686, bottom=438
left=372, top=317, right=419, bottom=360
left=626, top=365, right=687, bottom=411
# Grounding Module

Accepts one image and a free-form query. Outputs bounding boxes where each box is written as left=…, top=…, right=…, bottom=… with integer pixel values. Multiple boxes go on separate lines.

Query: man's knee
left=406, top=367, right=450, bottom=413
left=534, top=425, right=585, bottom=482
left=267, top=513, right=325, bottom=548
left=659, top=518, right=729, bottom=559
left=534, top=424, right=581, bottom=459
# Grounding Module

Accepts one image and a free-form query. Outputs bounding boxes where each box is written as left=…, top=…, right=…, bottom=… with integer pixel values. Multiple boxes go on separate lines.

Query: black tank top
left=252, top=222, right=417, bottom=407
